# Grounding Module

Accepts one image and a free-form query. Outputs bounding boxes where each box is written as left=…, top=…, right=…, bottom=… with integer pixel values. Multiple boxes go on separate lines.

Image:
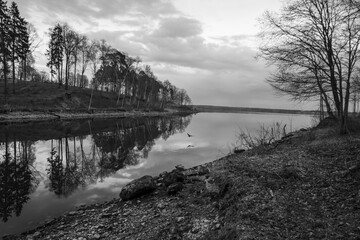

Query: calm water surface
left=0, top=112, right=312, bottom=236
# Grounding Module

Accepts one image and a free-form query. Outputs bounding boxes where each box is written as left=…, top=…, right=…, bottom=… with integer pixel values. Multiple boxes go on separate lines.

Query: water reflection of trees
left=0, top=115, right=192, bottom=222
left=46, top=116, right=192, bottom=196
left=0, top=134, right=37, bottom=222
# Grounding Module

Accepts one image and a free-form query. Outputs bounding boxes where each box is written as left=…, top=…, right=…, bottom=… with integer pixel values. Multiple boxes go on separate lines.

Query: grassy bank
left=0, top=81, right=196, bottom=112
left=1, top=81, right=129, bottom=112
left=9, top=118, right=360, bottom=240
left=0, top=81, right=195, bottom=122
left=205, top=118, right=360, bottom=239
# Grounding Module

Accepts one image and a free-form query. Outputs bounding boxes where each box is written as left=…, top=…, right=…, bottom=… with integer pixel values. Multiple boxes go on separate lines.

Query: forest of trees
left=46, top=23, right=192, bottom=108
left=259, top=0, right=360, bottom=133
left=0, top=0, right=191, bottom=109
left=0, top=1, right=57, bottom=90
left=0, top=0, right=30, bottom=98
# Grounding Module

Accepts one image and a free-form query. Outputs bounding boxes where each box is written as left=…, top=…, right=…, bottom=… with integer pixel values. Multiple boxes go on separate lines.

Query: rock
left=175, top=164, right=185, bottom=171
left=159, top=171, right=168, bottom=178
left=355, top=189, right=360, bottom=208
left=197, top=166, right=210, bottom=175
left=205, top=177, right=220, bottom=194
left=177, top=217, right=185, bottom=222
left=119, top=175, right=156, bottom=201
left=156, top=202, right=167, bottom=209
left=184, top=165, right=210, bottom=177
left=234, top=148, right=246, bottom=154
left=68, top=211, right=77, bottom=216
left=100, top=213, right=112, bottom=218
left=163, top=170, right=185, bottom=187
left=92, top=233, right=101, bottom=239
left=279, top=166, right=302, bottom=179
left=167, top=182, right=184, bottom=195
left=346, top=165, right=360, bottom=180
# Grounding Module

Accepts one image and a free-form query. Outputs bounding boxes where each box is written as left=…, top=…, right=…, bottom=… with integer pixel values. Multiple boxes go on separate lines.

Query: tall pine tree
left=0, top=0, right=10, bottom=100
left=9, top=2, right=25, bottom=93
left=46, top=24, right=63, bottom=86
left=18, top=16, right=29, bottom=82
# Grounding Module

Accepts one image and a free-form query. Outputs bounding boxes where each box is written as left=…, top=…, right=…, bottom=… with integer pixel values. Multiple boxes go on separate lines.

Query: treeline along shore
left=192, top=105, right=317, bottom=115
left=0, top=81, right=196, bottom=123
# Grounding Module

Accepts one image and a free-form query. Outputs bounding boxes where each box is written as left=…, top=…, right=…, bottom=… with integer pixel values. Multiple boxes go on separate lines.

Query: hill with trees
left=0, top=0, right=192, bottom=113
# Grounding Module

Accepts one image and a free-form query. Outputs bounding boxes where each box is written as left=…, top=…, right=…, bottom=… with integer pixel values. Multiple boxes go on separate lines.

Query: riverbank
left=5, top=120, right=360, bottom=239
left=0, top=81, right=197, bottom=123
left=0, top=108, right=194, bottom=123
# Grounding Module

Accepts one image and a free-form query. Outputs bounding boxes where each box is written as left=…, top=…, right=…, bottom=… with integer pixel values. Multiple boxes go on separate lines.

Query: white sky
left=15, top=0, right=315, bottom=110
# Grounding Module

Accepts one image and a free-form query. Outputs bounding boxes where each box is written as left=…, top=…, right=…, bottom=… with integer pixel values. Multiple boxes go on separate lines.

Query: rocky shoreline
left=4, top=122, right=360, bottom=239
left=6, top=163, right=220, bottom=240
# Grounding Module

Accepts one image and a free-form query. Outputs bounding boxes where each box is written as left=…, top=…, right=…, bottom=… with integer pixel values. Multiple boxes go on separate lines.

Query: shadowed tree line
left=0, top=115, right=191, bottom=221
left=259, top=0, right=360, bottom=134
left=0, top=134, right=37, bottom=222
left=45, top=115, right=192, bottom=197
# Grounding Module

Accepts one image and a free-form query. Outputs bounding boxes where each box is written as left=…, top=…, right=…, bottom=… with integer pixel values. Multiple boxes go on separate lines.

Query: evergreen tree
left=0, top=0, right=10, bottom=99
left=9, top=2, right=25, bottom=93
left=18, top=16, right=29, bottom=82
left=46, top=24, right=63, bottom=86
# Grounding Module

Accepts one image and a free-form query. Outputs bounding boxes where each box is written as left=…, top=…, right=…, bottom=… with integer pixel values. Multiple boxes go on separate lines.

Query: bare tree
left=62, top=24, right=81, bottom=90
left=259, top=0, right=360, bottom=133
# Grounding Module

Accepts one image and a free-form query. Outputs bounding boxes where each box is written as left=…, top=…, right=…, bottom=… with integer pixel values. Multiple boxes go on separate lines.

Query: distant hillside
left=192, top=105, right=317, bottom=115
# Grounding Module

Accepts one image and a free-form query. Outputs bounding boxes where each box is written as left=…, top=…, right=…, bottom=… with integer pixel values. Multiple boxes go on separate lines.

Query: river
left=0, top=112, right=313, bottom=236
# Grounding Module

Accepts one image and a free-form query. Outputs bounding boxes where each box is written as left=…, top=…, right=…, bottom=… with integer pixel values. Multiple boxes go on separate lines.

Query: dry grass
left=0, top=81, right=148, bottom=112
left=204, top=124, right=360, bottom=239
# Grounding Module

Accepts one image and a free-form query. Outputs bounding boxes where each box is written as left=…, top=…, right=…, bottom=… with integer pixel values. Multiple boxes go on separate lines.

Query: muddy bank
left=5, top=124, right=360, bottom=239
left=0, top=109, right=195, bottom=123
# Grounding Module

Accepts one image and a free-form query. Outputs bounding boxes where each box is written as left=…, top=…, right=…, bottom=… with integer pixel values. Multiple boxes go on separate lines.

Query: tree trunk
left=341, top=72, right=352, bottom=135
left=65, top=56, right=69, bottom=90
left=24, top=55, right=27, bottom=81
left=2, top=38, right=8, bottom=101
left=327, top=48, right=341, bottom=115
left=74, top=55, right=77, bottom=87
left=60, top=59, right=63, bottom=87
left=88, top=85, right=94, bottom=111
left=353, top=92, right=357, bottom=113
left=12, top=38, right=15, bottom=94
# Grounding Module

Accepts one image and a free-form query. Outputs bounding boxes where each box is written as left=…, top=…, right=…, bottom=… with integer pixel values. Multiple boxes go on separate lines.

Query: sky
left=14, top=0, right=315, bottom=110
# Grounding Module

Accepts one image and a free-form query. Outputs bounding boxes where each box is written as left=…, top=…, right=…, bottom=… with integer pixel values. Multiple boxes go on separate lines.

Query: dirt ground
left=4, top=123, right=360, bottom=240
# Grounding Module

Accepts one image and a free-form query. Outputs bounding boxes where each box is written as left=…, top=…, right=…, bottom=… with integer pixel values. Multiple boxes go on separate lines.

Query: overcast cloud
left=15, top=0, right=315, bottom=110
